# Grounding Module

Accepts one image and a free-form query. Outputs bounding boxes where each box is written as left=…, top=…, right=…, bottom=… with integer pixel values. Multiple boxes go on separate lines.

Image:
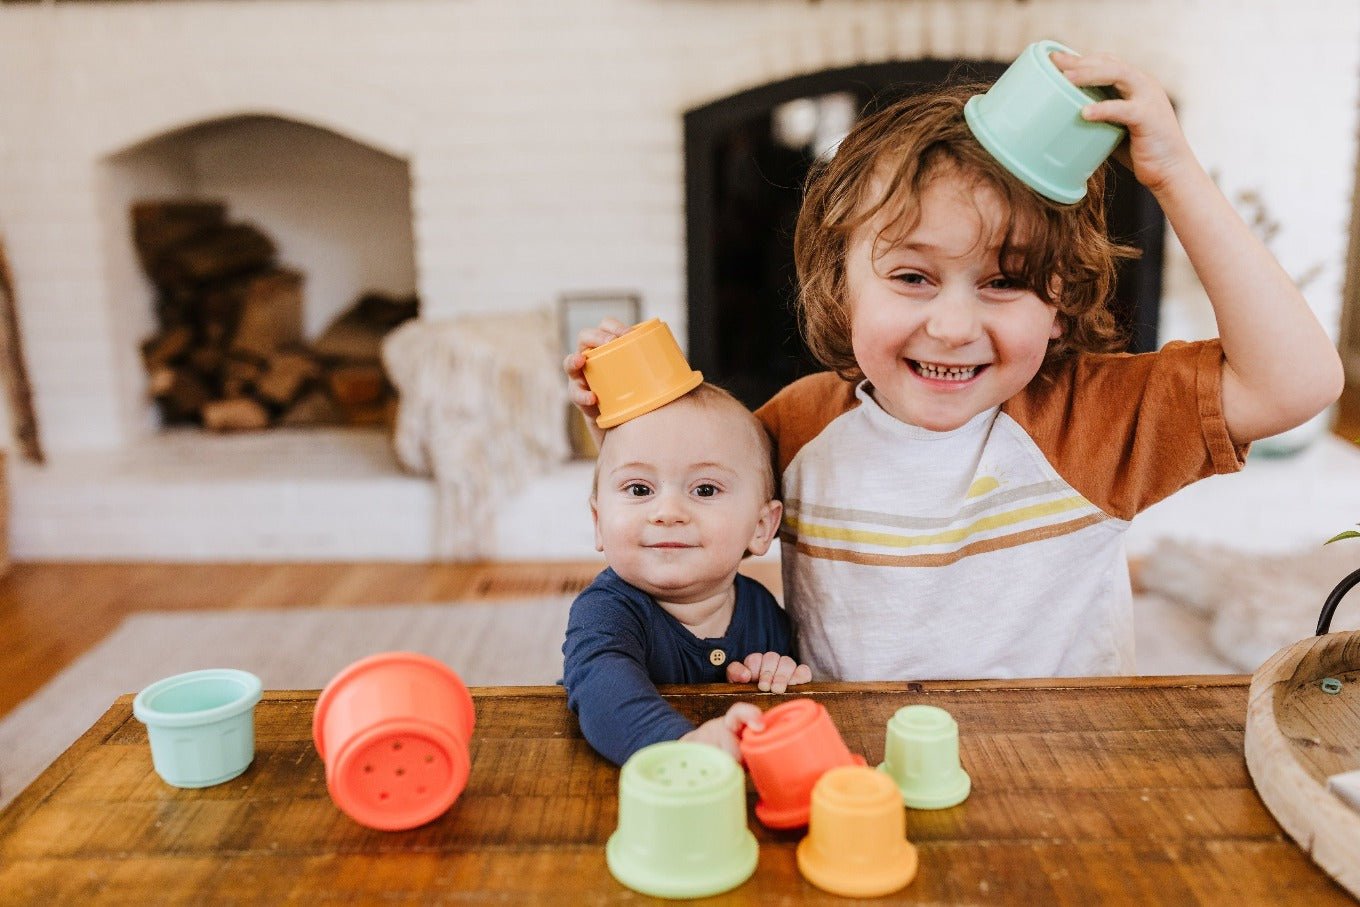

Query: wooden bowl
left=1245, top=629, right=1360, bottom=897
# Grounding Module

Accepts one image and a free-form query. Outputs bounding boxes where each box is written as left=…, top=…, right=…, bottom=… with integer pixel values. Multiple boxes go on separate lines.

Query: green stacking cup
left=133, top=668, right=263, bottom=788
left=878, top=704, right=972, bottom=809
left=606, top=741, right=757, bottom=898
left=964, top=39, right=1126, bottom=204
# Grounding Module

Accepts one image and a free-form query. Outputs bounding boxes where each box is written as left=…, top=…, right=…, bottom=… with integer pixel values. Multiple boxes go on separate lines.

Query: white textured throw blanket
left=382, top=312, right=569, bottom=558
left=1138, top=539, right=1360, bottom=671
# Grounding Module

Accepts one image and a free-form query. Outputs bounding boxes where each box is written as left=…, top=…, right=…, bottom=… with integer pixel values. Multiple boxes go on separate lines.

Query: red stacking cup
left=313, top=652, right=476, bottom=831
left=738, top=698, right=866, bottom=829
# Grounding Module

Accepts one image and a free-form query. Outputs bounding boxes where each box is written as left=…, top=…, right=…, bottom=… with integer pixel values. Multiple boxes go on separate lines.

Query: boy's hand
left=1050, top=50, right=1195, bottom=195
left=562, top=317, right=631, bottom=423
left=725, top=651, right=813, bottom=693
left=680, top=702, right=765, bottom=763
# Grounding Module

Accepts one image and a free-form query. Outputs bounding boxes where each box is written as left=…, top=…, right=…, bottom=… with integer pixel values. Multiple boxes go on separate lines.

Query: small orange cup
left=797, top=766, right=919, bottom=898
left=738, top=698, right=866, bottom=829
left=312, top=652, right=475, bottom=831
left=582, top=318, right=703, bottom=428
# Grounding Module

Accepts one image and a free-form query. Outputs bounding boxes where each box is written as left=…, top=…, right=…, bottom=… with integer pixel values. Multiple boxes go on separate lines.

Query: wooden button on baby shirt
left=709, top=649, right=727, bottom=667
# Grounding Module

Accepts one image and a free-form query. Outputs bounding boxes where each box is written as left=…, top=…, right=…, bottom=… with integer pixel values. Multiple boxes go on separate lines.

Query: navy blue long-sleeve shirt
left=561, top=567, right=796, bottom=765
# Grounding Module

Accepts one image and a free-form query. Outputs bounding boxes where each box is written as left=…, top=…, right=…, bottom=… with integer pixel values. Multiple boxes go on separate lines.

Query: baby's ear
left=590, top=498, right=604, bottom=553
left=1050, top=316, right=1063, bottom=340
left=746, top=499, right=783, bottom=557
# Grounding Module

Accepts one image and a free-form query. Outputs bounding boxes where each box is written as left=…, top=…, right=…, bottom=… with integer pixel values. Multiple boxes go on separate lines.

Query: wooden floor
left=0, top=559, right=782, bottom=722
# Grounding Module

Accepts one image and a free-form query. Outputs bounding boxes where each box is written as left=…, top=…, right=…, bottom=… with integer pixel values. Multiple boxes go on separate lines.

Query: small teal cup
left=964, top=39, right=1126, bottom=204
left=133, top=668, right=263, bottom=788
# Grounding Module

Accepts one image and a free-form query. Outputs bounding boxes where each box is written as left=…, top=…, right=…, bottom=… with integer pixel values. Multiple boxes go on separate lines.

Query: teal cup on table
left=964, top=39, right=1126, bottom=204
left=133, top=668, right=263, bottom=788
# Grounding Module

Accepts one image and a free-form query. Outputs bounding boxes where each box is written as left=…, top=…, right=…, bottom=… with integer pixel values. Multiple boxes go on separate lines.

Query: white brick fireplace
left=1, top=0, right=1357, bottom=560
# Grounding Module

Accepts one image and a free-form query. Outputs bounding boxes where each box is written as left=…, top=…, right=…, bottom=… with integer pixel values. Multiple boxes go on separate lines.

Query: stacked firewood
left=134, top=201, right=416, bottom=431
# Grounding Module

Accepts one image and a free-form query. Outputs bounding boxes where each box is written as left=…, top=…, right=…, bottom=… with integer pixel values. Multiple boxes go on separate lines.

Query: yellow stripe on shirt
left=783, top=494, right=1094, bottom=551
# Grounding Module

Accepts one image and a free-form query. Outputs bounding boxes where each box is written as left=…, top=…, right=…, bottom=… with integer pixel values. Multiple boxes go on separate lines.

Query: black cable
left=1316, top=566, right=1360, bottom=635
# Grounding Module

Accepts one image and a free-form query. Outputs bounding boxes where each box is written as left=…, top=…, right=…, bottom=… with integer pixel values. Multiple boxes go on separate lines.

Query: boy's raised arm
left=1055, top=51, right=1344, bottom=445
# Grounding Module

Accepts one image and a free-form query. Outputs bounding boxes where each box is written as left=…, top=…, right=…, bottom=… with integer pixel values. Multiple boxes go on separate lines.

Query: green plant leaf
left=1326, top=530, right=1360, bottom=545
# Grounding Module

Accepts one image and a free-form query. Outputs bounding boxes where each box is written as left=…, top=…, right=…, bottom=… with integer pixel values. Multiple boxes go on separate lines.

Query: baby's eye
left=892, top=272, right=928, bottom=286
left=692, top=484, right=719, bottom=498
left=985, top=276, right=1023, bottom=291
left=625, top=483, right=652, bottom=497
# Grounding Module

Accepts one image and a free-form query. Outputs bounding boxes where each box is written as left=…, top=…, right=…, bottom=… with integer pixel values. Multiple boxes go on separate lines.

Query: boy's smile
left=846, top=170, right=1060, bottom=432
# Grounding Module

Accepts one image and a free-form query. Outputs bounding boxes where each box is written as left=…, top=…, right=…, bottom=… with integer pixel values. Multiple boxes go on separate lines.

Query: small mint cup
left=606, top=741, right=757, bottom=898
left=878, top=704, right=971, bottom=809
left=133, top=668, right=263, bottom=789
left=964, top=39, right=1126, bottom=204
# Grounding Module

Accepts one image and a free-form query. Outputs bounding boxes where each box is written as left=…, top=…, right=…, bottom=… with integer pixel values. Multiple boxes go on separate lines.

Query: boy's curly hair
left=794, top=82, right=1139, bottom=382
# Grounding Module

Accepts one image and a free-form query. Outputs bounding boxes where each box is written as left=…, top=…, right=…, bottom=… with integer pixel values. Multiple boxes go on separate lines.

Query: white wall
left=0, top=0, right=1357, bottom=453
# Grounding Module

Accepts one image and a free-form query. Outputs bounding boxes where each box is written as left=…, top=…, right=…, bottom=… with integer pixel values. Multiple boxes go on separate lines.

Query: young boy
left=567, top=51, right=1343, bottom=682
left=561, top=382, right=812, bottom=765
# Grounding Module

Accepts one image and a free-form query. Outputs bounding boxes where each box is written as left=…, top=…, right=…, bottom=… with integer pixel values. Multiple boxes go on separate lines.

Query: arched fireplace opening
left=100, top=114, right=417, bottom=435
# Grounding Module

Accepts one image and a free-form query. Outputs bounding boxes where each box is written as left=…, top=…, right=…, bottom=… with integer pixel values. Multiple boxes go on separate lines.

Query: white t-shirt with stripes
left=756, top=340, right=1246, bottom=681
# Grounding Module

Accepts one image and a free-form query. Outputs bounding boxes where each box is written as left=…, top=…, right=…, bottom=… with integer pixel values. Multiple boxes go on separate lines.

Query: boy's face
left=591, top=401, right=781, bottom=605
left=845, top=170, right=1061, bottom=432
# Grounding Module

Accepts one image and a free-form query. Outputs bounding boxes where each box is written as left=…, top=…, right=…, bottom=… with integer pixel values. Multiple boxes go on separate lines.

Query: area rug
left=1138, top=538, right=1360, bottom=673
left=0, top=596, right=572, bottom=811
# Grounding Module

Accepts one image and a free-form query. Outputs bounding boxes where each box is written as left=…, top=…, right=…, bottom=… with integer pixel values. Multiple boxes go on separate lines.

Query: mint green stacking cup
left=878, top=704, right=972, bottom=810
left=964, top=39, right=1126, bottom=204
left=606, top=741, right=758, bottom=898
left=133, top=668, right=263, bottom=788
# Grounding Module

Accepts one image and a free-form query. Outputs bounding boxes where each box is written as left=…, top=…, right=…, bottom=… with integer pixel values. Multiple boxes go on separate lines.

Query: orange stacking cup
left=582, top=318, right=703, bottom=428
left=797, top=766, right=919, bottom=898
left=312, top=652, right=476, bottom=831
left=738, top=698, right=866, bottom=829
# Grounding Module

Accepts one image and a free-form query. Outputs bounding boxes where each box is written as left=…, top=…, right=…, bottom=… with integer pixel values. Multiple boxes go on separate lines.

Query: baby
left=561, top=382, right=811, bottom=765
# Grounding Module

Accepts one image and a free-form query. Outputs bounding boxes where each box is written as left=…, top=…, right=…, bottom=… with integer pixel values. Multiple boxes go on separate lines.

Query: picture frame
left=558, top=291, right=641, bottom=358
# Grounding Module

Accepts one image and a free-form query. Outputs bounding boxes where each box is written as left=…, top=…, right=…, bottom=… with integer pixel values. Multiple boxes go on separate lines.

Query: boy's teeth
left=913, top=360, right=978, bottom=381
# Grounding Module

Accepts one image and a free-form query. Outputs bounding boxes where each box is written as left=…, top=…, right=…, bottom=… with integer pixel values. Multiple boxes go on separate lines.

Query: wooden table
left=0, top=677, right=1351, bottom=904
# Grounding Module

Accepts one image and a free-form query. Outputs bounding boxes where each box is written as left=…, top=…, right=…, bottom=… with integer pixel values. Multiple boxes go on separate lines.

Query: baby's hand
left=726, top=651, right=813, bottom=694
left=680, top=702, right=765, bottom=763
left=1049, top=50, right=1194, bottom=194
left=562, top=317, right=631, bottom=422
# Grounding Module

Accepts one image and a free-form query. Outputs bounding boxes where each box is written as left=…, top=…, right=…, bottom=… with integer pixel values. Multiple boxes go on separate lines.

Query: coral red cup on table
left=312, top=652, right=475, bottom=831
left=738, top=698, right=866, bottom=829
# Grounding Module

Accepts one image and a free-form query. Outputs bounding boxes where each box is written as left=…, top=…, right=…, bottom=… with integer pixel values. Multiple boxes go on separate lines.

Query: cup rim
left=594, top=371, right=703, bottom=429
left=1024, top=39, right=1113, bottom=108
left=739, top=697, right=823, bottom=753
left=797, top=835, right=918, bottom=898
left=312, top=651, right=474, bottom=758
left=133, top=668, right=262, bottom=729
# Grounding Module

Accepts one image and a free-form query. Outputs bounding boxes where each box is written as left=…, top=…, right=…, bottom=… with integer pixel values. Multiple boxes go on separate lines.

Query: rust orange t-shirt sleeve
left=755, top=372, right=860, bottom=478
left=1003, top=339, right=1248, bottom=521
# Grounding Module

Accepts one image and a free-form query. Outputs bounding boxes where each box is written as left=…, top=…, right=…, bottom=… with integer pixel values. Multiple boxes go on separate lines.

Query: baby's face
left=845, top=170, right=1060, bottom=431
left=592, top=401, right=780, bottom=605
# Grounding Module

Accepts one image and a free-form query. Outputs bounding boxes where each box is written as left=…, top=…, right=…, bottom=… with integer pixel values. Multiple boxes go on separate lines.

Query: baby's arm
left=1054, top=51, right=1343, bottom=445
left=726, top=652, right=813, bottom=693
left=562, top=596, right=697, bottom=765
left=681, top=702, right=766, bottom=763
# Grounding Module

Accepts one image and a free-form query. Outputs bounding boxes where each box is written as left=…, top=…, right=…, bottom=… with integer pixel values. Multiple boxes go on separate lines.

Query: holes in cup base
left=351, top=735, right=455, bottom=809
